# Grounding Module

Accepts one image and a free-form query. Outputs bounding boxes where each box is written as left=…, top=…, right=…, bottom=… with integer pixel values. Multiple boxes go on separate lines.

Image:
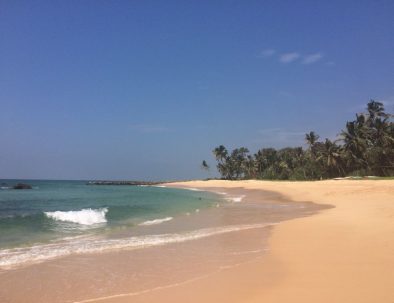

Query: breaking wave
left=44, top=208, right=108, bottom=225
left=0, top=223, right=273, bottom=269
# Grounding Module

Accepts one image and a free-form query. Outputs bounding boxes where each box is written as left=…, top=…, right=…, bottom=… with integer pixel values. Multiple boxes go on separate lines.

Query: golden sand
left=110, top=179, right=394, bottom=303
left=2, top=180, right=393, bottom=303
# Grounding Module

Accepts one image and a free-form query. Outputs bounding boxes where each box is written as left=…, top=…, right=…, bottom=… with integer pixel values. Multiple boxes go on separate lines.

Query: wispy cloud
left=129, top=124, right=171, bottom=133
left=302, top=53, right=323, bottom=64
left=279, top=52, right=300, bottom=63
left=257, top=49, right=276, bottom=58
left=257, top=49, right=329, bottom=66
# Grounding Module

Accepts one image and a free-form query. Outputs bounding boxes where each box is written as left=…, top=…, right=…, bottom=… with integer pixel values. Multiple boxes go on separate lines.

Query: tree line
left=204, top=100, right=394, bottom=180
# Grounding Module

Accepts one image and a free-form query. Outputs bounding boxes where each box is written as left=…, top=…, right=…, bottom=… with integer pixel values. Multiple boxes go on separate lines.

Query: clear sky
left=1, top=0, right=393, bottom=180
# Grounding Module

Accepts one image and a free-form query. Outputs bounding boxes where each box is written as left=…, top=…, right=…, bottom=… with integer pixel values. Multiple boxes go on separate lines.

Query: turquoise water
left=0, top=180, right=218, bottom=251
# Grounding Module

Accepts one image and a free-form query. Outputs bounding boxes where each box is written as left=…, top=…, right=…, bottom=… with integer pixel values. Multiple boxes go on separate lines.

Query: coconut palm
left=317, top=139, right=345, bottom=177
left=305, top=131, right=319, bottom=148
left=213, top=145, right=228, bottom=163
left=210, top=100, right=393, bottom=179
left=201, top=160, right=210, bottom=171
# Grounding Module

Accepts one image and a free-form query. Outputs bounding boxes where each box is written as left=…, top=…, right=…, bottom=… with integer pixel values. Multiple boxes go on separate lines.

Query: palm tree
left=341, top=123, right=366, bottom=171
left=213, top=145, right=228, bottom=163
left=244, top=155, right=256, bottom=179
left=229, top=147, right=249, bottom=179
left=317, top=139, right=345, bottom=177
left=213, top=145, right=233, bottom=179
left=305, top=131, right=320, bottom=162
left=201, top=160, right=210, bottom=171
left=305, top=131, right=319, bottom=148
left=365, top=101, right=394, bottom=175
left=209, top=100, right=393, bottom=179
left=367, top=100, right=386, bottom=125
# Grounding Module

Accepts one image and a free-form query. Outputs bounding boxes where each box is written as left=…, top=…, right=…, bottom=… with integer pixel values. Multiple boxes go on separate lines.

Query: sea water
left=0, top=180, right=329, bottom=302
left=0, top=180, right=220, bottom=268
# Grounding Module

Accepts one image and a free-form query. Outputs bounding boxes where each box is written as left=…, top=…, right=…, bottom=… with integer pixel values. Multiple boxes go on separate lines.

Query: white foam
left=139, top=217, right=173, bottom=226
left=44, top=208, right=108, bottom=225
left=185, top=188, right=203, bottom=191
left=0, top=223, right=273, bottom=269
left=154, top=185, right=167, bottom=188
left=225, top=195, right=245, bottom=203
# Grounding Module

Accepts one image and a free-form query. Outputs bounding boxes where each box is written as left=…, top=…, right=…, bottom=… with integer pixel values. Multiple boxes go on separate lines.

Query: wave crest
left=139, top=217, right=173, bottom=226
left=44, top=208, right=108, bottom=225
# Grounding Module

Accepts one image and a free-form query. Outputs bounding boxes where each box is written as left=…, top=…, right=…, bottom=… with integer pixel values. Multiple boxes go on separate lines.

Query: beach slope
left=118, top=179, right=394, bottom=303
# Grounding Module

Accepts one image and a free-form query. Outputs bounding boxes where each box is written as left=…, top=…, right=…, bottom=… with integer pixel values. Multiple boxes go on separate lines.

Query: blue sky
left=1, top=0, right=393, bottom=180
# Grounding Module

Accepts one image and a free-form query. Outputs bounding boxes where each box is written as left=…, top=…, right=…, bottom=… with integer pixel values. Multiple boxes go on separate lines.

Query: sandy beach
left=1, top=179, right=393, bottom=303
left=120, top=179, right=394, bottom=303
left=3, top=1, right=393, bottom=302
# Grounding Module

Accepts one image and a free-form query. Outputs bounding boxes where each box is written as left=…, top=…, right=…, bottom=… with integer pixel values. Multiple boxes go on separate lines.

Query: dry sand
left=101, top=179, right=394, bottom=303
left=2, top=180, right=392, bottom=303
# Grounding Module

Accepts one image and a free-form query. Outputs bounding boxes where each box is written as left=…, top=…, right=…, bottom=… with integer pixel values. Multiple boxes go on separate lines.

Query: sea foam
left=139, top=217, right=173, bottom=226
left=185, top=188, right=203, bottom=191
left=225, top=195, right=245, bottom=203
left=0, top=223, right=273, bottom=269
left=44, top=208, right=108, bottom=225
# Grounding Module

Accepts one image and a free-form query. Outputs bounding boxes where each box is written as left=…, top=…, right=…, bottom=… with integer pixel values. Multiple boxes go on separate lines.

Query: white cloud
left=302, top=53, right=323, bottom=64
left=258, top=48, right=329, bottom=66
left=279, top=52, right=300, bottom=63
left=258, top=49, right=276, bottom=58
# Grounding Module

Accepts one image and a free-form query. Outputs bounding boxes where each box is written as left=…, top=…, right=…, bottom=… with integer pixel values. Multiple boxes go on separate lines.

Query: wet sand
left=0, top=183, right=325, bottom=303
left=136, top=179, right=392, bottom=303
left=3, top=180, right=392, bottom=303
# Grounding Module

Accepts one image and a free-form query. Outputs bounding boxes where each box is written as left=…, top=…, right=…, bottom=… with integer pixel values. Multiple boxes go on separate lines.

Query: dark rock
left=13, top=183, right=32, bottom=189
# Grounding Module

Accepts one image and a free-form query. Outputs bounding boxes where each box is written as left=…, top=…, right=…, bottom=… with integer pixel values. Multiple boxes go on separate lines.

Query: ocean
left=0, top=180, right=221, bottom=269
left=0, top=180, right=328, bottom=302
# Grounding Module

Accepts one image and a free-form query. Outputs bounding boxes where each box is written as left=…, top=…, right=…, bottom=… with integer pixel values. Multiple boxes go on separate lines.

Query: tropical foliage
left=209, top=100, right=394, bottom=180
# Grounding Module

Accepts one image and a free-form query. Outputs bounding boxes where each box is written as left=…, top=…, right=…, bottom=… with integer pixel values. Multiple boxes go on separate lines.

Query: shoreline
left=0, top=182, right=324, bottom=303
left=122, top=179, right=393, bottom=303
left=1, top=180, right=393, bottom=302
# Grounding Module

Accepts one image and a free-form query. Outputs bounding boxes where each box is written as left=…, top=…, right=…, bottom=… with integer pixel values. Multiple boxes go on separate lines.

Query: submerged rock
left=13, top=183, right=32, bottom=189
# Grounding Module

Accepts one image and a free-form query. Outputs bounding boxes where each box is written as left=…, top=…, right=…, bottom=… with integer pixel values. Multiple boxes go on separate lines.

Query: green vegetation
left=201, top=160, right=210, bottom=171
left=209, top=100, right=394, bottom=180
